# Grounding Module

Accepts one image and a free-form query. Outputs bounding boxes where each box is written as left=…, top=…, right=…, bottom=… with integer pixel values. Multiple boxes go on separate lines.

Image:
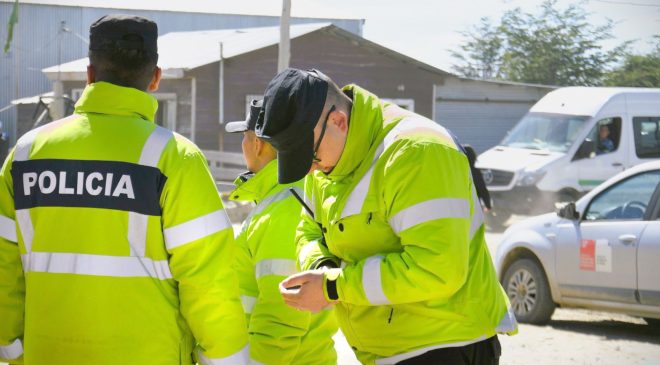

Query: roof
left=43, top=22, right=453, bottom=80
left=530, top=87, right=660, bottom=116
left=44, top=22, right=332, bottom=80
left=11, top=92, right=56, bottom=105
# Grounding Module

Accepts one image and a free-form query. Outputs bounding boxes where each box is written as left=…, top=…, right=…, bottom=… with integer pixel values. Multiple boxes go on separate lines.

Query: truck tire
left=502, top=258, right=555, bottom=324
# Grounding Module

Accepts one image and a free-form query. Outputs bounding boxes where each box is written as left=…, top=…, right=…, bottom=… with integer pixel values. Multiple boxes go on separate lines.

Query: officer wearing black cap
left=263, top=68, right=515, bottom=364
left=224, top=100, right=338, bottom=364
left=0, top=15, right=248, bottom=365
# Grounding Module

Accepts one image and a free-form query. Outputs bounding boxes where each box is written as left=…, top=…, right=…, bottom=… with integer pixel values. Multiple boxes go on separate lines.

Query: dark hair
left=89, top=36, right=158, bottom=90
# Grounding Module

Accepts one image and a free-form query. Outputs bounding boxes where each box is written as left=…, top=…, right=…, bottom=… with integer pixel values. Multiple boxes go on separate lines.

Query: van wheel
left=502, top=259, right=555, bottom=324
left=485, top=209, right=511, bottom=231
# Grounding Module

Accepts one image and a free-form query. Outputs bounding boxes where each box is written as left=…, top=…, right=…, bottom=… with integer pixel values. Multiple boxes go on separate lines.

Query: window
left=633, top=117, right=660, bottom=158
left=573, top=117, right=622, bottom=160
left=152, top=93, right=177, bottom=130
left=503, top=112, right=588, bottom=153
left=584, top=170, right=660, bottom=221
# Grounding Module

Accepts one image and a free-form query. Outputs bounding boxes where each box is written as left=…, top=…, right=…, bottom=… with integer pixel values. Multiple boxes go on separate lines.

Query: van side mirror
left=573, top=138, right=595, bottom=161
left=557, top=202, right=580, bottom=220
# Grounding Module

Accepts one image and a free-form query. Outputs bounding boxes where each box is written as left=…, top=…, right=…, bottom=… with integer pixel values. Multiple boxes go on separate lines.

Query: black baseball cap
left=89, top=14, right=158, bottom=54
left=255, top=68, right=329, bottom=184
left=225, top=99, right=263, bottom=133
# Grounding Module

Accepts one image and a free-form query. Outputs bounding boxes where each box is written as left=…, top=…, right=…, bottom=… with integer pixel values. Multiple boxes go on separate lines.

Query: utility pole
left=278, top=0, right=291, bottom=72
left=50, top=20, right=66, bottom=121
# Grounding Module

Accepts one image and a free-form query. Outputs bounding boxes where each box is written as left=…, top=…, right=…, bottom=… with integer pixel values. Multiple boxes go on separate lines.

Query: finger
left=280, top=272, right=312, bottom=288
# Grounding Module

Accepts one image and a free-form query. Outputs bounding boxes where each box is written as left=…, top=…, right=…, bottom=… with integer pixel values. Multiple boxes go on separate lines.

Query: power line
left=594, top=0, right=660, bottom=7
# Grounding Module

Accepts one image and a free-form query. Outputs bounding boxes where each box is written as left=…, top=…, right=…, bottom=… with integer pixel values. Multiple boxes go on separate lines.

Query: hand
left=279, top=270, right=332, bottom=312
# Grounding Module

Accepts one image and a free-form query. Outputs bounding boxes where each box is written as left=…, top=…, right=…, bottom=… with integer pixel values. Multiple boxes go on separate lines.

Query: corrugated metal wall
left=0, top=2, right=363, bottom=144
left=434, top=77, right=554, bottom=153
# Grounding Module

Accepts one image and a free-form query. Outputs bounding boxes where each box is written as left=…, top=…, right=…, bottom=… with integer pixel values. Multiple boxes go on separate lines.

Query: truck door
left=573, top=117, right=625, bottom=191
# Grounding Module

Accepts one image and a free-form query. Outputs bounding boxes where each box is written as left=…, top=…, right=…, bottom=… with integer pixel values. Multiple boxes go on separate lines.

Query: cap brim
left=225, top=120, right=250, bottom=133
left=276, top=129, right=314, bottom=184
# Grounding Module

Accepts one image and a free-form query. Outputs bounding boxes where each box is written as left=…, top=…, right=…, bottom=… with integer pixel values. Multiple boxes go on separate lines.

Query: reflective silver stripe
left=241, top=189, right=299, bottom=235
left=0, top=338, right=23, bottom=360
left=15, top=210, right=33, bottom=253
left=0, top=214, right=17, bottom=242
left=255, top=258, right=297, bottom=279
left=164, top=209, right=232, bottom=251
left=13, top=115, right=79, bottom=162
left=128, top=212, right=148, bottom=257
left=298, top=240, right=320, bottom=270
left=389, top=198, right=470, bottom=235
left=23, top=252, right=172, bottom=279
left=495, top=306, right=518, bottom=334
left=341, top=116, right=453, bottom=219
left=248, top=359, right=266, bottom=365
left=341, top=143, right=383, bottom=218
left=469, top=186, right=485, bottom=240
left=362, top=255, right=389, bottom=305
left=127, top=127, right=173, bottom=257
left=198, top=344, right=249, bottom=365
left=138, top=126, right=173, bottom=167
left=375, top=336, right=486, bottom=365
left=240, top=295, right=256, bottom=314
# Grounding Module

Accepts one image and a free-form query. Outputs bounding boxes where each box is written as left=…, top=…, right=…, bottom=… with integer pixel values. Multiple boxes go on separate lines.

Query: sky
left=10, top=0, right=660, bottom=72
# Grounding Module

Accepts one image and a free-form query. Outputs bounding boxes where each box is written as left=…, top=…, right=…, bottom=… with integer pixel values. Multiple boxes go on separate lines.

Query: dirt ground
left=334, top=308, right=660, bottom=365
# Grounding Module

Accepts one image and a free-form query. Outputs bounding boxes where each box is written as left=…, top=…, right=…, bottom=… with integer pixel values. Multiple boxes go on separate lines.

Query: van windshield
left=502, top=112, right=589, bottom=152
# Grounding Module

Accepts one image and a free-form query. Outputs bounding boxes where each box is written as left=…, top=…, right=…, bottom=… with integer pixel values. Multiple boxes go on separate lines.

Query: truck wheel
left=644, top=317, right=660, bottom=328
left=485, top=209, right=511, bottom=232
left=502, top=258, right=555, bottom=324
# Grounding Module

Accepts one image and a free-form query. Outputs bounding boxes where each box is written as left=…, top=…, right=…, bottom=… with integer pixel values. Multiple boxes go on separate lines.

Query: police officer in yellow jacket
left=256, top=68, right=517, bottom=365
left=226, top=100, right=337, bottom=364
left=0, top=15, right=248, bottom=365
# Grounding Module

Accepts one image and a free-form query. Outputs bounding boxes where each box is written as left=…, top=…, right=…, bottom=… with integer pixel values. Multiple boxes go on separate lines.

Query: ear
left=86, top=65, right=95, bottom=85
left=148, top=67, right=162, bottom=92
left=333, top=110, right=349, bottom=134
left=254, top=136, right=265, bottom=156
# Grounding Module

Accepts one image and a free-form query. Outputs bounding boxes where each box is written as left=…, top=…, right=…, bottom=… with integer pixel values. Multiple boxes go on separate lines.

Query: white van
left=476, top=87, right=660, bottom=226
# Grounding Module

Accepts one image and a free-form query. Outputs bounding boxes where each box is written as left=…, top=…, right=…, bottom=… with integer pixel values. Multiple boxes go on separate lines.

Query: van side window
left=575, top=117, right=621, bottom=160
left=633, top=117, right=660, bottom=158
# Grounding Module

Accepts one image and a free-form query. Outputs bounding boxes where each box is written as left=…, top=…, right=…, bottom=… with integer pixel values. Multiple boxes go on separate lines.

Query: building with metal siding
left=0, top=0, right=363, bottom=144
left=435, top=77, right=556, bottom=154
left=38, top=23, right=452, bottom=153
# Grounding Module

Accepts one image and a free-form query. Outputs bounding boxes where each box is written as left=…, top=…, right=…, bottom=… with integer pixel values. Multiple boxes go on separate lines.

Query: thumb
left=280, top=271, right=311, bottom=289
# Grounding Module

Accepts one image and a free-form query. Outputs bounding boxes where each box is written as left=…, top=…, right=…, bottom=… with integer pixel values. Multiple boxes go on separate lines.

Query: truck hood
left=475, top=146, right=565, bottom=172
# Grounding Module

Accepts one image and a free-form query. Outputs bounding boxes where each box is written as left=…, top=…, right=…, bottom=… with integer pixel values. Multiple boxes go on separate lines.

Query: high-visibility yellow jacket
left=229, top=160, right=337, bottom=365
left=0, top=82, right=248, bottom=365
left=297, top=85, right=517, bottom=365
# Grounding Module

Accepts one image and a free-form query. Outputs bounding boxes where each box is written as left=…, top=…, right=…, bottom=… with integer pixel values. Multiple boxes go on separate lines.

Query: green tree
left=450, top=18, right=503, bottom=80
left=451, top=0, right=628, bottom=86
left=604, top=36, right=660, bottom=87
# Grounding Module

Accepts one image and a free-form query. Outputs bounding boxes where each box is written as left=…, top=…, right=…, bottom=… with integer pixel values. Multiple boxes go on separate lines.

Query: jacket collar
left=229, top=159, right=280, bottom=203
left=325, top=85, right=383, bottom=182
left=74, top=81, right=158, bottom=122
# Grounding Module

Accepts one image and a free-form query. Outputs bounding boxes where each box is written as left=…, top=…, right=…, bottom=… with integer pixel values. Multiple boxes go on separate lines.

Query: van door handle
left=612, top=162, right=623, bottom=167
left=619, top=234, right=636, bottom=245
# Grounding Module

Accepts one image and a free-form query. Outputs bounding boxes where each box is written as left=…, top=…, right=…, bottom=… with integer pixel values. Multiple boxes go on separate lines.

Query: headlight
left=516, top=169, right=546, bottom=186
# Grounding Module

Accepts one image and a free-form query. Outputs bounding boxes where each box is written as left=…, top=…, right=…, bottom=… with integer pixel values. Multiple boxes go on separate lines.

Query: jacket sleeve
left=246, top=200, right=312, bottom=364
left=0, top=150, right=25, bottom=364
left=329, top=142, right=476, bottom=305
left=295, top=175, right=340, bottom=271
left=160, top=145, right=248, bottom=363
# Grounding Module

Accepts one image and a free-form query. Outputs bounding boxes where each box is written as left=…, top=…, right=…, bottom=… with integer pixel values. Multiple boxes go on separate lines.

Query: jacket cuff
left=323, top=268, right=342, bottom=302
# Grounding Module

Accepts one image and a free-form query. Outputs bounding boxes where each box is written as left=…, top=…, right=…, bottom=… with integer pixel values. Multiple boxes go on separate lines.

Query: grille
left=480, top=169, right=514, bottom=187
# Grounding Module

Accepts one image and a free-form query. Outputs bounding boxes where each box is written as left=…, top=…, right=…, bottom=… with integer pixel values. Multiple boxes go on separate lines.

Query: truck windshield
left=502, top=112, right=589, bottom=152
